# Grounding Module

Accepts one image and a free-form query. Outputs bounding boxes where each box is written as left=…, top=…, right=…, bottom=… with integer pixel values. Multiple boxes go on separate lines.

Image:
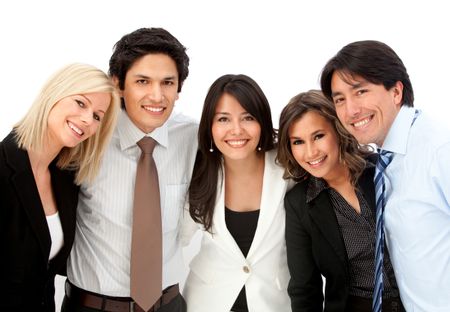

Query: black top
left=225, top=207, right=260, bottom=312
left=307, top=177, right=398, bottom=299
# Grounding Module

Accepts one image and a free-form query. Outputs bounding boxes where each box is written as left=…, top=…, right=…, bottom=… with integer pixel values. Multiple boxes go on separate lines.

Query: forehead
left=82, top=92, right=111, bottom=110
left=126, top=53, right=178, bottom=78
left=215, top=93, right=245, bottom=113
left=332, top=71, right=368, bottom=88
left=290, top=111, right=332, bottom=134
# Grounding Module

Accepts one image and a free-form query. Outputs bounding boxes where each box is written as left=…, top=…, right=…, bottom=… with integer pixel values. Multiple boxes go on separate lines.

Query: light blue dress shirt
left=382, top=106, right=450, bottom=312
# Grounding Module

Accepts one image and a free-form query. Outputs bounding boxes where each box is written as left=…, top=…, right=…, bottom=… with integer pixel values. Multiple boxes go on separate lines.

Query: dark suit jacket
left=284, top=163, right=376, bottom=312
left=0, top=132, right=79, bottom=312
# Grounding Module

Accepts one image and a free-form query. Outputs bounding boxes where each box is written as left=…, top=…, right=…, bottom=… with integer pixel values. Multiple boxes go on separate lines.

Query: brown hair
left=276, top=90, right=372, bottom=185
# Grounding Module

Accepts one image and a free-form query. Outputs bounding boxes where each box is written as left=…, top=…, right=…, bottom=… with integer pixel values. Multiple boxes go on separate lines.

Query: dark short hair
left=189, top=74, right=276, bottom=231
left=320, top=40, right=414, bottom=107
left=276, top=90, right=372, bottom=185
left=109, top=27, right=189, bottom=92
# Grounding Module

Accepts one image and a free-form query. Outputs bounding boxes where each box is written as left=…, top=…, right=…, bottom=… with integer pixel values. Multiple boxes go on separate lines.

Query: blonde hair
left=14, top=63, right=120, bottom=184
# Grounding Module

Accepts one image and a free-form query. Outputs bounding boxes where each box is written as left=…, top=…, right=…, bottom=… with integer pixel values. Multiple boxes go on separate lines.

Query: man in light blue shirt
left=320, top=40, right=450, bottom=312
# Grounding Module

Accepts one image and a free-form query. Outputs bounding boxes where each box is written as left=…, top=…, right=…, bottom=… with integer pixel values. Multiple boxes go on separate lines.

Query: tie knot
left=377, top=149, right=394, bottom=169
left=137, top=137, right=157, bottom=154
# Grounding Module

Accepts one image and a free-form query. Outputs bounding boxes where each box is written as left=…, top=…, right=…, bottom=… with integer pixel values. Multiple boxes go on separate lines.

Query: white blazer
left=180, top=150, right=291, bottom=312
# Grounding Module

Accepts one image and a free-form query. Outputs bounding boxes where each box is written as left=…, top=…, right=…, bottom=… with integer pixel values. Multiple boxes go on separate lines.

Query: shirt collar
left=382, top=106, right=419, bottom=155
left=306, top=176, right=329, bottom=203
left=117, top=109, right=169, bottom=151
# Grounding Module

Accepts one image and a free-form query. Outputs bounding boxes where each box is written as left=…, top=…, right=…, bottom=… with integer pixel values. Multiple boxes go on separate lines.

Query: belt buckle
left=129, top=301, right=135, bottom=312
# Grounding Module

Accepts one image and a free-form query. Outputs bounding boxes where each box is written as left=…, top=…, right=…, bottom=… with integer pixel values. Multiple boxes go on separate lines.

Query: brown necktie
left=130, top=137, right=162, bottom=311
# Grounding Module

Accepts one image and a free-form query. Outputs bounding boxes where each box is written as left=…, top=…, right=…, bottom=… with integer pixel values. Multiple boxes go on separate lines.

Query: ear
left=111, top=76, right=123, bottom=97
left=392, top=81, right=404, bottom=107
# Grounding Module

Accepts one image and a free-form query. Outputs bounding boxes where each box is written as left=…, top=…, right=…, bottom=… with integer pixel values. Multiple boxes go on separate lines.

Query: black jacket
left=0, top=132, right=79, bottom=311
left=285, top=162, right=376, bottom=312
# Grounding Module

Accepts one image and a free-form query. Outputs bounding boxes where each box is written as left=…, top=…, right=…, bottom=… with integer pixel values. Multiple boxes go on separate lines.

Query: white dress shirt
left=382, top=106, right=450, bottom=312
left=67, top=109, right=198, bottom=296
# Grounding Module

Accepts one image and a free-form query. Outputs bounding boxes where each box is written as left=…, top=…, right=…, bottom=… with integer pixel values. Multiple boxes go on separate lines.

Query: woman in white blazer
left=180, top=74, right=291, bottom=312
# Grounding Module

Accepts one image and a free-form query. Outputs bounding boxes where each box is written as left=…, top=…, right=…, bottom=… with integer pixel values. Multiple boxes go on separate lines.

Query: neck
left=324, top=164, right=352, bottom=190
left=224, top=152, right=265, bottom=176
left=28, top=139, right=62, bottom=174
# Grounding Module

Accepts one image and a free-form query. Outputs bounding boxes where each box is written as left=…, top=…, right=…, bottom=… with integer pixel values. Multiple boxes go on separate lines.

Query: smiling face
left=211, top=93, right=261, bottom=162
left=289, top=110, right=347, bottom=183
left=118, top=53, right=179, bottom=134
left=47, top=92, right=111, bottom=149
left=330, top=71, right=403, bottom=146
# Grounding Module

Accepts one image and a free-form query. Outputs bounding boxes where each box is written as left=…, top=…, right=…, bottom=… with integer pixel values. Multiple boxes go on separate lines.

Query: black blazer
left=0, top=132, right=79, bottom=312
left=284, top=164, right=376, bottom=312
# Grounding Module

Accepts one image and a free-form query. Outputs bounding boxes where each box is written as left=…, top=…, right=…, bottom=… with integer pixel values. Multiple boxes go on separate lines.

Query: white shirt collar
left=117, top=109, right=169, bottom=151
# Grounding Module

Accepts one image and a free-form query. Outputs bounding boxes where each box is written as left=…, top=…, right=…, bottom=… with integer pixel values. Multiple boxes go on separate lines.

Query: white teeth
left=143, top=106, right=164, bottom=112
left=227, top=139, right=246, bottom=147
left=309, top=157, right=325, bottom=165
left=353, top=117, right=370, bottom=128
left=68, top=122, right=83, bottom=135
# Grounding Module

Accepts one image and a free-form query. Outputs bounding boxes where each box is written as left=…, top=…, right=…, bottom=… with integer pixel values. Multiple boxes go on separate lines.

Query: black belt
left=65, top=280, right=179, bottom=312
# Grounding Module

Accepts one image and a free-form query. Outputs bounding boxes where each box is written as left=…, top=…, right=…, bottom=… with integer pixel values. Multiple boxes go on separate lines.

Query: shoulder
left=167, top=112, right=199, bottom=133
left=285, top=178, right=309, bottom=204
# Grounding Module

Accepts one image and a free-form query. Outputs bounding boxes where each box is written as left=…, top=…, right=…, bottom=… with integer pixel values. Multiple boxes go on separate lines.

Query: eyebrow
left=214, top=111, right=250, bottom=116
left=133, top=74, right=177, bottom=81
left=80, top=94, right=106, bottom=115
left=289, top=129, right=323, bottom=139
left=331, top=81, right=368, bottom=98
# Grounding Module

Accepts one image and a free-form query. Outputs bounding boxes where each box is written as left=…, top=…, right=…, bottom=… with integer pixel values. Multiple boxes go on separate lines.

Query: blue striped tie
left=373, top=149, right=393, bottom=312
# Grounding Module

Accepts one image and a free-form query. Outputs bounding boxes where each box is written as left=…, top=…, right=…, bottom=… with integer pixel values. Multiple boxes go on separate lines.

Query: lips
left=142, top=105, right=165, bottom=113
left=351, top=115, right=373, bottom=129
left=308, top=156, right=326, bottom=166
left=226, top=139, right=248, bottom=147
left=67, top=121, right=84, bottom=137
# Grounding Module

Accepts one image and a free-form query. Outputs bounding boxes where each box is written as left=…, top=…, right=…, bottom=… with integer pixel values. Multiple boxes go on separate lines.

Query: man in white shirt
left=62, top=28, right=198, bottom=312
left=320, top=40, right=450, bottom=312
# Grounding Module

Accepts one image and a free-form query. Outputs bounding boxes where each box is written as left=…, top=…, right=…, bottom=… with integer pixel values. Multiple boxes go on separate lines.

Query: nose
left=147, top=84, right=163, bottom=103
left=305, top=142, right=318, bottom=159
left=345, top=97, right=362, bottom=117
left=230, top=120, right=243, bottom=135
left=80, top=108, right=94, bottom=125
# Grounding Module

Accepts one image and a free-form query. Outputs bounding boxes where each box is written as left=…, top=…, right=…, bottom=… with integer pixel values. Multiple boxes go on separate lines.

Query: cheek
left=87, top=123, right=101, bottom=137
left=291, top=147, right=303, bottom=164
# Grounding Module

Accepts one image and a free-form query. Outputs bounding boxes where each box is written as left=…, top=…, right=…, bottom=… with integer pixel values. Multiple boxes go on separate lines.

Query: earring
left=209, top=140, right=214, bottom=152
left=257, top=146, right=262, bottom=151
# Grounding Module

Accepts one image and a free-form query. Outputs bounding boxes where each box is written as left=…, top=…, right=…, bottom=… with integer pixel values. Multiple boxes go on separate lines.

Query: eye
left=217, top=116, right=228, bottom=122
left=163, top=80, right=175, bottom=86
left=75, top=99, right=85, bottom=108
left=333, top=97, right=344, bottom=106
left=313, top=133, right=325, bottom=140
left=93, top=113, right=101, bottom=122
left=136, top=79, right=148, bottom=84
left=243, top=114, right=255, bottom=121
left=291, top=139, right=304, bottom=145
left=356, top=89, right=368, bottom=96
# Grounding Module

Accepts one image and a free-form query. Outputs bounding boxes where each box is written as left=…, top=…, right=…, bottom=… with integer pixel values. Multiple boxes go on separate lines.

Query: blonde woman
left=0, top=63, right=119, bottom=311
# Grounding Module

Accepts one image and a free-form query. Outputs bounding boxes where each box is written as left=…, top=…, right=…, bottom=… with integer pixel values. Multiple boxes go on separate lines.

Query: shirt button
left=243, top=266, right=250, bottom=273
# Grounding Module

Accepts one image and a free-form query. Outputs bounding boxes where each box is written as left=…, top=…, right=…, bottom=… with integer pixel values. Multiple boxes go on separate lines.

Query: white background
left=1, top=1, right=449, bottom=310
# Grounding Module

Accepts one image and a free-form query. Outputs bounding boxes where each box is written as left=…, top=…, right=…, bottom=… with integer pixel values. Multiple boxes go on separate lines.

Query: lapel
left=308, top=187, right=348, bottom=269
left=212, top=168, right=245, bottom=258
left=4, top=133, right=51, bottom=261
left=211, top=151, right=288, bottom=261
left=47, top=161, right=78, bottom=271
left=247, top=150, right=286, bottom=260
